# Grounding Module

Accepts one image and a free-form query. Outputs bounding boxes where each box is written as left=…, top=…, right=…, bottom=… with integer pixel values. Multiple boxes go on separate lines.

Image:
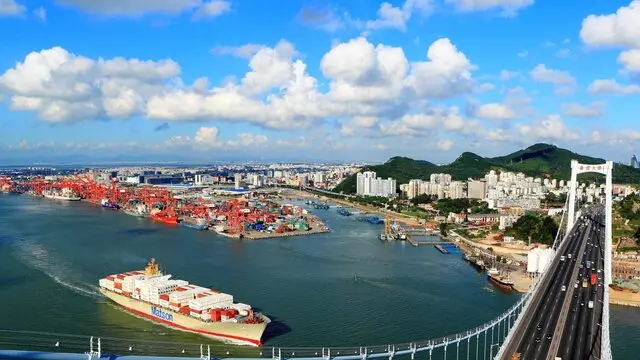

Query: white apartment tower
left=356, top=171, right=396, bottom=197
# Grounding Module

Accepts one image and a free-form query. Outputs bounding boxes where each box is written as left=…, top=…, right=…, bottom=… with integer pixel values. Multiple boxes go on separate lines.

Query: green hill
left=333, top=143, right=640, bottom=194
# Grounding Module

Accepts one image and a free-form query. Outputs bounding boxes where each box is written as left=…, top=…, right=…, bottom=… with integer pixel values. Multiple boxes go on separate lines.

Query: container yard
left=2, top=174, right=330, bottom=240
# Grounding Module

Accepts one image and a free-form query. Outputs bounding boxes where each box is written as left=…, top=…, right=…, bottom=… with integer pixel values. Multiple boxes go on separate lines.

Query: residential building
left=194, top=174, right=214, bottom=186
left=356, top=171, right=396, bottom=197
left=467, top=180, right=486, bottom=200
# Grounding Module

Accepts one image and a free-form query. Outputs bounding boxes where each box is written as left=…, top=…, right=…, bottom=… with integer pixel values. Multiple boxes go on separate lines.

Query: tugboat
left=488, top=272, right=515, bottom=291
left=101, top=199, right=120, bottom=209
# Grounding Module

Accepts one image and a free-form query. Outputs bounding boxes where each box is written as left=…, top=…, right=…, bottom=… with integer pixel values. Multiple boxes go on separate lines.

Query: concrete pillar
left=605, top=161, right=613, bottom=286
left=567, top=160, right=578, bottom=234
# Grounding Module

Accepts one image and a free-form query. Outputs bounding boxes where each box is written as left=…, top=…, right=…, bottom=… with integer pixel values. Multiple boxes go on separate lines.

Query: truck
left=590, top=273, right=597, bottom=286
left=588, top=300, right=594, bottom=309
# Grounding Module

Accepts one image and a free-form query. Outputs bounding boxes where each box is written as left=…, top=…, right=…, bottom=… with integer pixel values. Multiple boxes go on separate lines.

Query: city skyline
left=1, top=1, right=640, bottom=163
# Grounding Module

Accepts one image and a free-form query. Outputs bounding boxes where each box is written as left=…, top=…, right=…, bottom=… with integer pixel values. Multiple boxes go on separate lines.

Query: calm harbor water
left=0, top=194, right=637, bottom=358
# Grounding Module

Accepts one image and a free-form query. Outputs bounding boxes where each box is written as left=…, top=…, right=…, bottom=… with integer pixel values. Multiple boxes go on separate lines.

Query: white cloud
left=530, top=64, right=575, bottom=85
left=379, top=106, right=476, bottom=137
left=475, top=103, right=517, bottom=120
left=0, top=37, right=479, bottom=135
left=194, top=126, right=267, bottom=148
left=211, top=44, right=266, bottom=59
left=437, top=139, right=454, bottom=150
left=555, top=49, right=570, bottom=58
left=587, top=79, right=640, bottom=95
left=475, top=82, right=496, bottom=93
left=192, top=0, right=231, bottom=20
left=405, top=38, right=476, bottom=98
left=580, top=1, right=640, bottom=48
left=296, top=7, right=344, bottom=32
left=364, top=0, right=434, bottom=32
left=517, top=50, right=528, bottom=58
left=515, top=115, right=579, bottom=141
left=482, top=128, right=512, bottom=142
left=499, top=70, right=518, bottom=81
left=618, top=49, right=640, bottom=73
left=33, top=6, right=46, bottom=21
left=445, top=0, right=534, bottom=16
left=530, top=64, right=576, bottom=95
left=560, top=102, right=605, bottom=118
left=56, top=0, right=204, bottom=15
left=0, top=0, right=25, bottom=16
left=0, top=47, right=180, bottom=122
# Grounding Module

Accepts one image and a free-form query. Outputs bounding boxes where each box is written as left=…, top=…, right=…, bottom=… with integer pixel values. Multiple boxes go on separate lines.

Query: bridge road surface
left=499, top=211, right=593, bottom=360
left=556, top=210, right=605, bottom=360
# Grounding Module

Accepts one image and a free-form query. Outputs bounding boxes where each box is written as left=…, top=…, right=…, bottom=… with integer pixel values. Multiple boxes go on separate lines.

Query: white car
left=561, top=285, right=566, bottom=292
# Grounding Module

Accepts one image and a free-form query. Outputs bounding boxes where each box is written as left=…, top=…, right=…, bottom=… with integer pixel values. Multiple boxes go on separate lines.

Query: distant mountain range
left=333, top=143, right=640, bottom=194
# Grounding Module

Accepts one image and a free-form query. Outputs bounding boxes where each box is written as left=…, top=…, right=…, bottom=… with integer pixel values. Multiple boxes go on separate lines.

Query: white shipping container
left=201, top=313, right=211, bottom=321
left=114, top=288, right=123, bottom=293
left=231, top=303, right=251, bottom=311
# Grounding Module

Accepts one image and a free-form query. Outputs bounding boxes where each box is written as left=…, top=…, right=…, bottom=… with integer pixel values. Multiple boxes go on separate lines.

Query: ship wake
left=12, top=238, right=102, bottom=300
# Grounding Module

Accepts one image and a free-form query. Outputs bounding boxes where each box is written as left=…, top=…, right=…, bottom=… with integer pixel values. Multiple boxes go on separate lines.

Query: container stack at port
left=9, top=174, right=330, bottom=240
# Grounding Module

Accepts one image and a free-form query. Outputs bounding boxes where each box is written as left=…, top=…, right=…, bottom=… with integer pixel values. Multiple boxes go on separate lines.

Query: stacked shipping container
left=100, top=271, right=245, bottom=323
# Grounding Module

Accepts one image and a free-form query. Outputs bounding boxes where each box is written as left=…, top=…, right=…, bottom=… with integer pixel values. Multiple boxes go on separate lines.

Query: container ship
left=99, top=259, right=270, bottom=346
left=42, top=188, right=81, bottom=201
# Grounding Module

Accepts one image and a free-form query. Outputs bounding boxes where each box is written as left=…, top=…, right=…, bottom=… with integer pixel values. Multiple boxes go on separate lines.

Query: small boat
left=101, top=199, right=120, bottom=209
left=488, top=273, right=514, bottom=290
left=182, top=223, right=209, bottom=230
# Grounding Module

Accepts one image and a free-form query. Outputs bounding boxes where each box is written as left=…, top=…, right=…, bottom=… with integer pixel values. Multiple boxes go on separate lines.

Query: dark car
left=535, top=337, right=541, bottom=343
left=537, top=324, right=542, bottom=331
left=546, top=334, right=552, bottom=340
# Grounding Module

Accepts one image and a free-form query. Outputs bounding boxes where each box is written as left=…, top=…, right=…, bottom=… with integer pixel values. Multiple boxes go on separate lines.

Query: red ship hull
left=488, top=274, right=514, bottom=290
left=151, top=214, right=178, bottom=224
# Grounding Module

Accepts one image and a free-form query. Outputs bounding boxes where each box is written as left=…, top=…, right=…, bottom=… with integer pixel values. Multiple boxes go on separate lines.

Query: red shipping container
left=123, top=291, right=131, bottom=296
left=169, top=302, right=180, bottom=307
left=210, top=309, right=222, bottom=322
left=191, top=309, right=202, bottom=314
left=114, top=282, right=123, bottom=290
left=159, top=294, right=170, bottom=301
left=117, top=274, right=125, bottom=280
left=106, top=276, right=115, bottom=281
left=176, top=287, right=186, bottom=292
left=179, top=306, right=190, bottom=315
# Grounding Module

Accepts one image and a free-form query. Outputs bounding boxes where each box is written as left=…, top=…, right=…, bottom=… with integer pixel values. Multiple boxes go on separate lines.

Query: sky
left=0, top=0, right=639, bottom=164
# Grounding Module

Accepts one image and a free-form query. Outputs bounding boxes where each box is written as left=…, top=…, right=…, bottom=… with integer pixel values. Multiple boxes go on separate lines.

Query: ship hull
left=151, top=215, right=178, bottom=224
left=44, top=194, right=81, bottom=201
left=487, top=275, right=514, bottom=290
left=100, top=289, right=268, bottom=346
left=182, top=223, right=209, bottom=230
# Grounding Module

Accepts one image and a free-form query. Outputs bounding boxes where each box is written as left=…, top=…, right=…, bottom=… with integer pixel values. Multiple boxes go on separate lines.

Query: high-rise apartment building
left=356, top=171, right=396, bottom=197
left=467, top=180, right=487, bottom=200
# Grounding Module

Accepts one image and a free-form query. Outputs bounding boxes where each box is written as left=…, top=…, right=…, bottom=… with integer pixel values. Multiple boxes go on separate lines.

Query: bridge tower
left=566, top=159, right=613, bottom=359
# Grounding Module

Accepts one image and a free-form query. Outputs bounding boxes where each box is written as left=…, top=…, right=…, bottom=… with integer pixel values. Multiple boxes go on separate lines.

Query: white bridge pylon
left=566, top=159, right=613, bottom=359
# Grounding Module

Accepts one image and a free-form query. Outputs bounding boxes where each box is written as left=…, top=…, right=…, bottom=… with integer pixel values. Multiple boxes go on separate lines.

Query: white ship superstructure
left=42, top=188, right=81, bottom=201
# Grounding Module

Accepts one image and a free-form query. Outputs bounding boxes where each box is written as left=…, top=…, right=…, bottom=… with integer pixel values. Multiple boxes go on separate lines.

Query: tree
left=411, top=194, right=434, bottom=205
left=635, top=227, right=640, bottom=246
left=439, top=222, right=449, bottom=237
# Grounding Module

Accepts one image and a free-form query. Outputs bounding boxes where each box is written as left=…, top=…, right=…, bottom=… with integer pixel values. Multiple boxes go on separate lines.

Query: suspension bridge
left=0, top=160, right=614, bottom=360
